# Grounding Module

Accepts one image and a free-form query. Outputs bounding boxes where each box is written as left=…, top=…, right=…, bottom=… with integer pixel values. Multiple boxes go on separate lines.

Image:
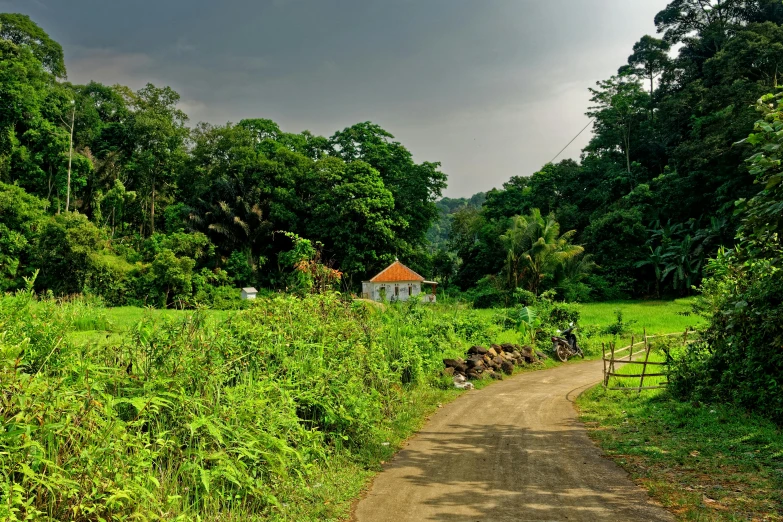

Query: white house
left=241, top=287, right=258, bottom=300
left=361, top=260, right=437, bottom=303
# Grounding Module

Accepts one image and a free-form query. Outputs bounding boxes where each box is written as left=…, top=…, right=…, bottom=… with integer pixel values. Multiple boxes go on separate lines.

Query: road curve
left=353, top=359, right=672, bottom=522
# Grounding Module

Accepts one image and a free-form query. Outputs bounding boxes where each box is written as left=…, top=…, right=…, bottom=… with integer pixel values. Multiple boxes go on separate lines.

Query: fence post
left=609, top=342, right=616, bottom=377
left=638, top=334, right=652, bottom=392
left=629, top=334, right=635, bottom=360
left=683, top=327, right=689, bottom=345
left=602, top=343, right=607, bottom=388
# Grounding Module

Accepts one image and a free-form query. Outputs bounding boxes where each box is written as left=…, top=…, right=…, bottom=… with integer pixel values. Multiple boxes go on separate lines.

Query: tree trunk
left=66, top=105, right=75, bottom=212
left=150, top=177, right=156, bottom=235
left=47, top=166, right=54, bottom=203
left=624, top=127, right=632, bottom=174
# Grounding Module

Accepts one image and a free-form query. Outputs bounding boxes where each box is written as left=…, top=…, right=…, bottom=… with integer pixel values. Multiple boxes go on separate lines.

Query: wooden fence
left=602, top=329, right=695, bottom=392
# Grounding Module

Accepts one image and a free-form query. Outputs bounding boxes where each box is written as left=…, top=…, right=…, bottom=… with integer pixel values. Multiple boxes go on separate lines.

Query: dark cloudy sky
left=2, top=0, right=669, bottom=196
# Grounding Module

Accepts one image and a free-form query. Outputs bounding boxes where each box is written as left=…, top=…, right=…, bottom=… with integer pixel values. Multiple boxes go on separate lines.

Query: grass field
left=68, top=304, right=233, bottom=345
left=577, top=298, right=704, bottom=336
left=578, top=387, right=783, bottom=520
left=577, top=303, right=783, bottom=520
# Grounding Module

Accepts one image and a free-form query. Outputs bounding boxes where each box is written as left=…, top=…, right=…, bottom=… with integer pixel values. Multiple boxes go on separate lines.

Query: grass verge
left=577, top=386, right=783, bottom=520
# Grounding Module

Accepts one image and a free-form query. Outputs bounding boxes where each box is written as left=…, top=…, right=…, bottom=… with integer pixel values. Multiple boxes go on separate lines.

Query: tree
left=737, top=90, right=783, bottom=254
left=34, top=212, right=102, bottom=294
left=0, top=182, right=47, bottom=290
left=305, top=157, right=397, bottom=276
left=0, top=13, right=65, bottom=77
left=621, top=35, right=672, bottom=97
left=329, top=122, right=447, bottom=254
left=124, top=84, right=188, bottom=235
left=500, top=209, right=584, bottom=295
left=587, top=76, right=649, bottom=174
left=654, top=0, right=749, bottom=51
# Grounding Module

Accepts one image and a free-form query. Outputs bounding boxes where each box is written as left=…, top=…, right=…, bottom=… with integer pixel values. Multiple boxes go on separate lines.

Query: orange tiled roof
left=369, top=260, right=425, bottom=283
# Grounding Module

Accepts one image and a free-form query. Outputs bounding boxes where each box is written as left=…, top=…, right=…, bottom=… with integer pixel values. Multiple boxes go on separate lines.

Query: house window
left=409, top=285, right=413, bottom=296
left=395, top=285, right=399, bottom=297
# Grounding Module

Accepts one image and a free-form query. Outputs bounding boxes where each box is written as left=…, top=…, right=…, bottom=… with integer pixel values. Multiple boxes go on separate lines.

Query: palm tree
left=189, top=177, right=271, bottom=266
left=500, top=209, right=585, bottom=295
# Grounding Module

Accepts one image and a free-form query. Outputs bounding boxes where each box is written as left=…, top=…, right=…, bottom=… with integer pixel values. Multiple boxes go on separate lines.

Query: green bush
left=0, top=292, right=497, bottom=520
left=34, top=213, right=103, bottom=295
left=669, top=254, right=783, bottom=424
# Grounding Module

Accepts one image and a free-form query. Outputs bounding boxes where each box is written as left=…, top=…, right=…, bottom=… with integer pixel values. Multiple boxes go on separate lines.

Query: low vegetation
left=3, top=287, right=577, bottom=521
left=578, top=387, right=783, bottom=520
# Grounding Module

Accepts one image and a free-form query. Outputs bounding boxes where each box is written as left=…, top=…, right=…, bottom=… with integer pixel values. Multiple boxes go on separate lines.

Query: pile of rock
left=443, top=343, right=546, bottom=382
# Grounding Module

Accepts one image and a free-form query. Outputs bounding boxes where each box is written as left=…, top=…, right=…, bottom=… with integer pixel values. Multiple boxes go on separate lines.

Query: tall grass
left=0, top=292, right=503, bottom=521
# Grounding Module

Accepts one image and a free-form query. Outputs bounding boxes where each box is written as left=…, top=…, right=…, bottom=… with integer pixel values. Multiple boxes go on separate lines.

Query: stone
left=500, top=343, right=516, bottom=353
left=487, top=347, right=498, bottom=357
left=466, top=356, right=485, bottom=369
left=467, top=345, right=488, bottom=356
left=501, top=360, right=515, bottom=375
left=492, top=356, right=504, bottom=368
left=442, top=367, right=455, bottom=377
left=442, top=358, right=463, bottom=368
left=519, top=346, right=536, bottom=364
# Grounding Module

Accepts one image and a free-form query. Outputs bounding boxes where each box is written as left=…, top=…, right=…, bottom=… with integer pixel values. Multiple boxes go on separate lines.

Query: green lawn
left=578, top=298, right=705, bottom=336
left=576, top=300, right=783, bottom=520
left=69, top=305, right=233, bottom=346
left=578, top=387, right=783, bottom=520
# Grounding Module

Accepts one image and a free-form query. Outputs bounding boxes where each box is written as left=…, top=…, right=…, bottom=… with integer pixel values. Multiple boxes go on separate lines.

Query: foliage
left=515, top=306, right=541, bottom=346
left=500, top=209, right=584, bottom=294
left=0, top=17, right=448, bottom=300
left=0, top=292, right=502, bottom=520
left=432, top=0, right=783, bottom=299
left=277, top=231, right=342, bottom=294
left=668, top=92, right=783, bottom=425
left=0, top=13, right=65, bottom=77
left=601, top=309, right=638, bottom=336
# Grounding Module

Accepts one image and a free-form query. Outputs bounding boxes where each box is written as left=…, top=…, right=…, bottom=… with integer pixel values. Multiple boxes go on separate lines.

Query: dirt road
left=353, top=360, right=672, bottom=522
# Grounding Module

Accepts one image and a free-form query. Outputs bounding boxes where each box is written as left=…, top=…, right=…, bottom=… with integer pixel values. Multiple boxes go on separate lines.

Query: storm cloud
left=2, top=0, right=668, bottom=196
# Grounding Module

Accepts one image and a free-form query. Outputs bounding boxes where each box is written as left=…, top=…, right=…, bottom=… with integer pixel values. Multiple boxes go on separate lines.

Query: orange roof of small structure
left=369, top=260, right=425, bottom=283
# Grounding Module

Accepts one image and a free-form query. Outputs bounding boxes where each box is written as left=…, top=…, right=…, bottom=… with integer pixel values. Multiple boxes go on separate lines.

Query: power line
left=548, top=118, right=595, bottom=164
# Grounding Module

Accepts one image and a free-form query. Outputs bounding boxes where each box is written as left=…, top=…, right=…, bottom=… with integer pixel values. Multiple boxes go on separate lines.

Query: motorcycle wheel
left=555, top=343, right=569, bottom=363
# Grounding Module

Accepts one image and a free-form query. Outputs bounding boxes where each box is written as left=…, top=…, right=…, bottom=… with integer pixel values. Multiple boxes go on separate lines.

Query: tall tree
left=587, top=76, right=649, bottom=174
left=621, top=35, right=672, bottom=98
left=329, top=122, right=447, bottom=254
left=0, top=13, right=65, bottom=78
left=124, top=84, right=188, bottom=235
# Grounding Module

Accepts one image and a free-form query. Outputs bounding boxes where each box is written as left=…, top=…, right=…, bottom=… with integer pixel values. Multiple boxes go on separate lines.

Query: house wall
left=365, top=281, right=422, bottom=302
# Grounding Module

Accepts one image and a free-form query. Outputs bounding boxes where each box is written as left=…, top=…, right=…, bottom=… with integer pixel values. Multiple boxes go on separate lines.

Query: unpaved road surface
left=354, top=360, right=672, bottom=522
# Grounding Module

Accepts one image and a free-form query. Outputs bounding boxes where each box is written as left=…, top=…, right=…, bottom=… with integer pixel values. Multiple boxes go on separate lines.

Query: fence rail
left=602, top=328, right=696, bottom=392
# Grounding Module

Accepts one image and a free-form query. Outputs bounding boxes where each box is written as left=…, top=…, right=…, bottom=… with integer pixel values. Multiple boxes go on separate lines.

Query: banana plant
left=516, top=306, right=542, bottom=346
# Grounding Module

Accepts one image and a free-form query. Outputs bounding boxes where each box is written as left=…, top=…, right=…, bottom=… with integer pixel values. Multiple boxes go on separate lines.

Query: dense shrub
left=0, top=182, right=48, bottom=291
left=0, top=292, right=495, bottom=520
left=669, top=94, right=783, bottom=426
left=669, top=252, right=783, bottom=424
left=34, top=213, right=103, bottom=295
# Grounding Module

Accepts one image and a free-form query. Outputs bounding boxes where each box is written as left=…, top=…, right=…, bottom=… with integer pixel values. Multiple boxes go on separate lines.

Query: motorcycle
left=551, top=324, right=583, bottom=362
